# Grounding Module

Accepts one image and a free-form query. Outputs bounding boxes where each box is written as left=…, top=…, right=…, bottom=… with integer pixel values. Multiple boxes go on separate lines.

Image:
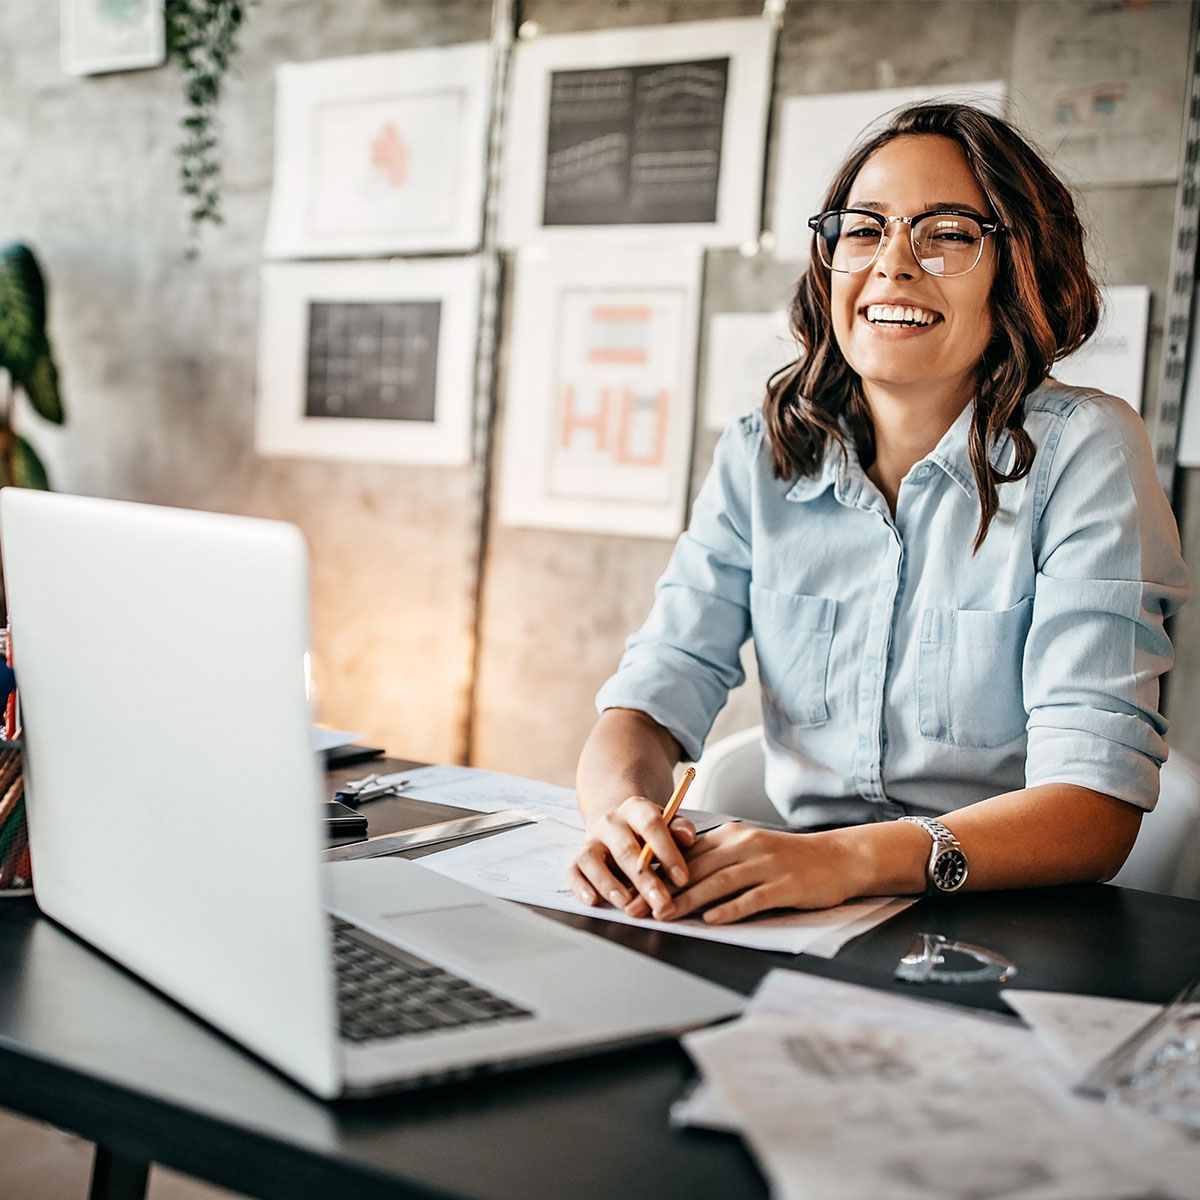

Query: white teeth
left=865, top=304, right=937, bottom=326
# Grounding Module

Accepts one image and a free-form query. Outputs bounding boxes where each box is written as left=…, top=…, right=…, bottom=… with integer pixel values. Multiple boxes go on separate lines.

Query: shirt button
left=915, top=464, right=932, bottom=479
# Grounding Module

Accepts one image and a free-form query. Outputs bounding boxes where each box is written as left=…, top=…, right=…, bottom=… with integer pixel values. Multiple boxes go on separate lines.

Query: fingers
left=567, top=799, right=693, bottom=916
left=565, top=854, right=631, bottom=909
left=667, top=861, right=756, bottom=920
left=699, top=885, right=777, bottom=925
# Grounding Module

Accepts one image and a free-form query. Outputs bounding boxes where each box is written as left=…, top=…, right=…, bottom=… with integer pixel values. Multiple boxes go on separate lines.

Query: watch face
left=931, top=847, right=968, bottom=892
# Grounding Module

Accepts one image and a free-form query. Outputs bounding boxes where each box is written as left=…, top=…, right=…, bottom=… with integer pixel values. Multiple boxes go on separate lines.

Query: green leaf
left=0, top=244, right=48, bottom=383
left=13, top=436, right=50, bottom=491
left=21, top=353, right=63, bottom=425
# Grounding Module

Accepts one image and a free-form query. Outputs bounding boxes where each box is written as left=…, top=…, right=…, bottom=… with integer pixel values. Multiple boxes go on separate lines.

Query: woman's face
left=829, top=134, right=997, bottom=412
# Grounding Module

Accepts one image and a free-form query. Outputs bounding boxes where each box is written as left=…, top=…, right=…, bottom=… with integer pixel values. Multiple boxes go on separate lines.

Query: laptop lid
left=1, top=489, right=342, bottom=1097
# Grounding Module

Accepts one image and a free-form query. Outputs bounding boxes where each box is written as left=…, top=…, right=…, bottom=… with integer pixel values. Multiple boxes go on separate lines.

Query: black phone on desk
left=324, top=800, right=368, bottom=836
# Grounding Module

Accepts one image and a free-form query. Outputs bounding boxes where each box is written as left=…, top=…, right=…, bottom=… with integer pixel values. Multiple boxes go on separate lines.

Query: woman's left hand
left=634, top=824, right=855, bottom=924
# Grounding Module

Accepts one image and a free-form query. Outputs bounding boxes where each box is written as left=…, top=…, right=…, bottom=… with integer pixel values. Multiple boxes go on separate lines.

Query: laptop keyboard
left=330, top=917, right=534, bottom=1044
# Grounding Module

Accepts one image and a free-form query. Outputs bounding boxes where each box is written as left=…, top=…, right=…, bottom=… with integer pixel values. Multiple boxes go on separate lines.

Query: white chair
left=689, top=725, right=1200, bottom=901
left=1110, top=748, right=1200, bottom=900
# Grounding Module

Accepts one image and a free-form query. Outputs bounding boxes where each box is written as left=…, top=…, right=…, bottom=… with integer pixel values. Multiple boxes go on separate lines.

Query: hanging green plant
left=165, top=0, right=252, bottom=255
left=0, top=243, right=64, bottom=495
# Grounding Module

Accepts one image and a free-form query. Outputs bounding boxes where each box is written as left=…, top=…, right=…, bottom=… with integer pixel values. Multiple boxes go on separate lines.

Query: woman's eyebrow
left=846, top=199, right=989, bottom=216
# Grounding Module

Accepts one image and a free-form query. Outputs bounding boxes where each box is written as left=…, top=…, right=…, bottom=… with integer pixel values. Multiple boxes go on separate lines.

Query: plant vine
left=164, top=0, right=253, bottom=255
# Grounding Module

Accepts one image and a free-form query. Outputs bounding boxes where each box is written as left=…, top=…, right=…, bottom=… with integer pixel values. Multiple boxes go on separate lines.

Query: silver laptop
left=0, top=489, right=740, bottom=1099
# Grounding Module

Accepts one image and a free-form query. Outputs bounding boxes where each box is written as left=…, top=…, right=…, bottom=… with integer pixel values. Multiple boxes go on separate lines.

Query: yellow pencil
left=637, top=766, right=696, bottom=871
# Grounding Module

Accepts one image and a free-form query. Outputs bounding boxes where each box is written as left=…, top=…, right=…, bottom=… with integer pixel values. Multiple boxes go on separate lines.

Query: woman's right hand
left=566, top=795, right=696, bottom=920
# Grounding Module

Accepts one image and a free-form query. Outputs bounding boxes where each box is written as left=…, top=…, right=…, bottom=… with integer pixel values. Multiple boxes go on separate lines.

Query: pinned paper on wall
left=770, top=81, right=1007, bottom=261
left=1010, top=1, right=1191, bottom=187
left=255, top=258, right=480, bottom=465
left=501, top=18, right=774, bottom=247
left=263, top=43, right=491, bottom=257
left=703, top=311, right=796, bottom=430
left=499, top=245, right=702, bottom=538
left=1053, top=285, right=1150, bottom=413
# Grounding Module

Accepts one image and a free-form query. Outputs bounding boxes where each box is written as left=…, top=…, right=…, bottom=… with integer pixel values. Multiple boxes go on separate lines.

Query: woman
left=567, top=103, right=1190, bottom=925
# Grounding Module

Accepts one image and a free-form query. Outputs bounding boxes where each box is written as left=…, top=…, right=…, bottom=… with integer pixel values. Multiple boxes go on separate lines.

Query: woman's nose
left=873, top=224, right=919, bottom=279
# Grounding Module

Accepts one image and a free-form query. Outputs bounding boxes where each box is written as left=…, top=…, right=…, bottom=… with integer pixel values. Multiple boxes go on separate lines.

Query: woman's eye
left=844, top=226, right=882, bottom=240
left=930, top=230, right=976, bottom=244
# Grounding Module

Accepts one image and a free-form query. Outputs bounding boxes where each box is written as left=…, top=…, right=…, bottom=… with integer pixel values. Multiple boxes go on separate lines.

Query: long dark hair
left=764, top=103, right=1100, bottom=550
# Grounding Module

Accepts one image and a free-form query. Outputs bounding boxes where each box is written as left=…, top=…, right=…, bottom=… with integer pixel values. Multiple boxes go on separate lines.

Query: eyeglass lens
left=817, top=211, right=986, bottom=277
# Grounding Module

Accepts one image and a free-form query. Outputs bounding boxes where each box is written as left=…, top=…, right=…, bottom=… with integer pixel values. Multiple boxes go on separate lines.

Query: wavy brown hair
left=765, top=103, right=1100, bottom=550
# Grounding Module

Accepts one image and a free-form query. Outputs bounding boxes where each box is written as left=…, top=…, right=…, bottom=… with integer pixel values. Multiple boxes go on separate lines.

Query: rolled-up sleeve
left=1024, top=396, right=1191, bottom=807
left=595, top=417, right=757, bottom=761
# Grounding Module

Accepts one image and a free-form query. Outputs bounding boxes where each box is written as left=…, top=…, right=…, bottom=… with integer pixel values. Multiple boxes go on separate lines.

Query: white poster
left=1053, top=285, right=1150, bottom=413
left=255, top=258, right=480, bottom=466
left=704, top=311, right=795, bottom=430
left=264, top=44, right=491, bottom=257
left=500, top=245, right=702, bottom=538
left=501, top=18, right=774, bottom=248
left=771, top=81, right=1007, bottom=261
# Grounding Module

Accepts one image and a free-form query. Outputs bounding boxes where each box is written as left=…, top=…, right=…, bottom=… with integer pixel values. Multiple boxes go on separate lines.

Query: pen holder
left=0, top=743, right=29, bottom=895
left=0, top=628, right=30, bottom=896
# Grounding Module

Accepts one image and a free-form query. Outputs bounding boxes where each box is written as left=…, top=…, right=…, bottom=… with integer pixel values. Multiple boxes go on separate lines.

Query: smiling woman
left=568, top=103, right=1191, bottom=926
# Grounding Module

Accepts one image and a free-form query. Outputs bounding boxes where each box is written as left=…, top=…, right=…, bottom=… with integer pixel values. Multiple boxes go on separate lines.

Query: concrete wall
left=1, top=0, right=1195, bottom=785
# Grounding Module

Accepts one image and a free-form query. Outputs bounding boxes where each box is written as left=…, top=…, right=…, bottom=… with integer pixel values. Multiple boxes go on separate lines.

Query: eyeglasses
left=806, top=208, right=1003, bottom=277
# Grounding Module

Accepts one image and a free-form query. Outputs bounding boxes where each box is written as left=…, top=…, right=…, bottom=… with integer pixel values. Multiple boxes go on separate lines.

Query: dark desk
left=2, top=763, right=1199, bottom=1200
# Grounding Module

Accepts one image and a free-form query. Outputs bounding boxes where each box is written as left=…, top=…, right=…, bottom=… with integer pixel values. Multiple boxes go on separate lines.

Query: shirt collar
left=783, top=401, right=1014, bottom=504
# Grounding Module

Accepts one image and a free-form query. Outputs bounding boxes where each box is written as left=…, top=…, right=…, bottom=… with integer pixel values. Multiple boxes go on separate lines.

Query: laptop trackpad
left=380, top=906, right=574, bottom=964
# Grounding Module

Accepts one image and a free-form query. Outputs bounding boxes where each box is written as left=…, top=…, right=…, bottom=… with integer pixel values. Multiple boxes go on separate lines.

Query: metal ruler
left=1154, top=0, right=1200, bottom=494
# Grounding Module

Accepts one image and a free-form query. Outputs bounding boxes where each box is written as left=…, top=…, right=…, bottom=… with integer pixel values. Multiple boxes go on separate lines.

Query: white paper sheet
left=420, top=818, right=911, bottom=957
left=680, top=972, right=1200, bottom=1200
left=369, top=764, right=585, bottom=828
left=770, top=82, right=1007, bottom=262
left=683, top=1013, right=1150, bottom=1200
left=1176, top=276, right=1200, bottom=466
left=1001, top=989, right=1160, bottom=1075
left=1053, top=285, right=1150, bottom=412
left=310, top=728, right=366, bottom=754
left=673, top=967, right=1021, bottom=1131
left=703, top=311, right=796, bottom=430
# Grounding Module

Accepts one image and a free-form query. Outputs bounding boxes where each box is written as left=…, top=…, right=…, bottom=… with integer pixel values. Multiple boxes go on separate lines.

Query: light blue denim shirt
left=596, top=382, right=1191, bottom=820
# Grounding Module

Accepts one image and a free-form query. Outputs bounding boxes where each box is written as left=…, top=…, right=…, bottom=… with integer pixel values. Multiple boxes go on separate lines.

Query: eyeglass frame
left=806, top=207, right=1005, bottom=278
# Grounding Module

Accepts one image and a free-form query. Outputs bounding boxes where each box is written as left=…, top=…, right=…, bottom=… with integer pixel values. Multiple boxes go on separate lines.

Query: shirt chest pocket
left=749, top=584, right=838, bottom=727
left=917, top=598, right=1033, bottom=749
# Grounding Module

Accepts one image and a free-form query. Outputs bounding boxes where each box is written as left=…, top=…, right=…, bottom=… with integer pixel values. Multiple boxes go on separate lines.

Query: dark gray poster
left=542, top=57, right=729, bottom=227
left=305, top=300, right=440, bottom=422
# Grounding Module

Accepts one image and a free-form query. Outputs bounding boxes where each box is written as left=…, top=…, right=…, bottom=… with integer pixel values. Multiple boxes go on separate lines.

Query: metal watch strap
left=900, top=815, right=957, bottom=848
left=899, top=815, right=967, bottom=894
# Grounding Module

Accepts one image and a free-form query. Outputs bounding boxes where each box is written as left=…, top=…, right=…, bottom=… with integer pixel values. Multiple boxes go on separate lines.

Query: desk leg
left=89, top=1146, right=149, bottom=1200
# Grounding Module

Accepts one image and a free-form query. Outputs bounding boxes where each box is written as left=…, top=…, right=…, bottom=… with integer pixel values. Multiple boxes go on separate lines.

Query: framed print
left=500, top=18, right=774, bottom=248
left=264, top=43, right=491, bottom=258
left=60, top=0, right=165, bottom=76
left=255, top=258, right=481, bottom=466
left=499, top=244, right=702, bottom=539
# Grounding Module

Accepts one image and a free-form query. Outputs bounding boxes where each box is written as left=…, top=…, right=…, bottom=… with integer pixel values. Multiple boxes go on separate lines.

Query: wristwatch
left=899, top=816, right=968, bottom=895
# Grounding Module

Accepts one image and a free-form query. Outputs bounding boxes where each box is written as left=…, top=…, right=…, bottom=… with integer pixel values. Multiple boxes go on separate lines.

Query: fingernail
left=649, top=887, right=667, bottom=907
left=608, top=889, right=626, bottom=906
left=670, top=866, right=687, bottom=887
